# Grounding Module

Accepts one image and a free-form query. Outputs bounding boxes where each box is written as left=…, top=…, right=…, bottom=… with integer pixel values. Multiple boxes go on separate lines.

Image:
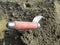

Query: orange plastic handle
left=14, top=21, right=37, bottom=30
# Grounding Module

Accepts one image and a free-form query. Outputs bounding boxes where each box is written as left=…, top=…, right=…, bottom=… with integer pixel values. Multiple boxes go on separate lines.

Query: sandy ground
left=0, top=0, right=60, bottom=45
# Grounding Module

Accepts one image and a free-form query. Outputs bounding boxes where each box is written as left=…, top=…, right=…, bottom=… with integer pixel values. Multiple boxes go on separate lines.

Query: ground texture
left=0, top=0, right=60, bottom=45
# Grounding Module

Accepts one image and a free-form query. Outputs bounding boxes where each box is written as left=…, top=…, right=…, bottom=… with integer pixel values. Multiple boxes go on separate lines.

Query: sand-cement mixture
left=0, top=0, right=60, bottom=45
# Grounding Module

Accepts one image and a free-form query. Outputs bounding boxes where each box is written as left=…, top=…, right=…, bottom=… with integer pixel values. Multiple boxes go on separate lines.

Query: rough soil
left=0, top=0, right=60, bottom=45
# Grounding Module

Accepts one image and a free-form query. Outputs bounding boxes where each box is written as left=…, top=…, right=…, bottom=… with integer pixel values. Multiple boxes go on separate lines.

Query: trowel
left=7, top=15, right=44, bottom=30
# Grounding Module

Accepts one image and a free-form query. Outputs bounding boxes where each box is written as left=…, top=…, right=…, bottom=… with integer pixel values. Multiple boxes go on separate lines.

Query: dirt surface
left=0, top=0, right=60, bottom=45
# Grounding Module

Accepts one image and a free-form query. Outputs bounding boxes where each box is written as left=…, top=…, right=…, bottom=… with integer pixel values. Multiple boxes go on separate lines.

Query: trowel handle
left=8, top=21, right=40, bottom=30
